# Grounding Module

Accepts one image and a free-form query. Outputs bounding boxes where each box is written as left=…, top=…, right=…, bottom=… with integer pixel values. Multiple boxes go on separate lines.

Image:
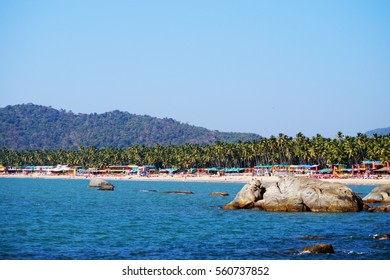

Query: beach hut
left=291, top=165, right=312, bottom=174
left=314, top=168, right=332, bottom=178
left=158, top=167, right=178, bottom=175
left=50, top=165, right=72, bottom=175
left=224, top=167, right=244, bottom=174
left=254, top=165, right=273, bottom=176
left=318, top=168, right=331, bottom=173
left=361, top=161, right=382, bottom=170
left=288, top=165, right=298, bottom=173
left=206, top=167, right=223, bottom=175
left=360, top=161, right=383, bottom=177
left=373, top=166, right=390, bottom=175
left=187, top=168, right=198, bottom=174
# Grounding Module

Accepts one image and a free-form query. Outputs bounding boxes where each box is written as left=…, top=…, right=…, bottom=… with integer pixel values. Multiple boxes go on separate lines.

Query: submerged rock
left=299, top=235, right=323, bottom=240
left=367, top=204, right=390, bottom=212
left=161, top=190, right=194, bottom=195
left=209, top=192, right=229, bottom=197
left=97, top=185, right=115, bottom=191
left=88, top=178, right=115, bottom=191
left=301, top=244, right=334, bottom=254
left=222, top=177, right=365, bottom=212
left=362, top=185, right=390, bottom=203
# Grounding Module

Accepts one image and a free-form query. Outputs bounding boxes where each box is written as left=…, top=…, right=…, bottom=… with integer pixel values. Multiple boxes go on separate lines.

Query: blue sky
left=1, top=0, right=389, bottom=138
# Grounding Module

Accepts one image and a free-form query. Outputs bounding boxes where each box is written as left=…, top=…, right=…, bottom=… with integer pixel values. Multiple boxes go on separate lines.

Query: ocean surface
left=0, top=178, right=389, bottom=260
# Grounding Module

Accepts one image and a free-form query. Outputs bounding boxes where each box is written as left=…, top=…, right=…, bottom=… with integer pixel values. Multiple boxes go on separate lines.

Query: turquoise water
left=0, top=178, right=389, bottom=260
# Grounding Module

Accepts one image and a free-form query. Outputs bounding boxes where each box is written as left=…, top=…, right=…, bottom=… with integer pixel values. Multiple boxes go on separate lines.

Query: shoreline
left=1, top=174, right=389, bottom=185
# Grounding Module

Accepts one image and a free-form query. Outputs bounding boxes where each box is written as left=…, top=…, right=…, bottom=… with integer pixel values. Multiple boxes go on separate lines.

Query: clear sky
left=0, top=0, right=389, bottom=138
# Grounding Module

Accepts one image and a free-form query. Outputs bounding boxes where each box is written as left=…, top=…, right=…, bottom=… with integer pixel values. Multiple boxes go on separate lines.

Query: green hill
left=0, top=104, right=262, bottom=150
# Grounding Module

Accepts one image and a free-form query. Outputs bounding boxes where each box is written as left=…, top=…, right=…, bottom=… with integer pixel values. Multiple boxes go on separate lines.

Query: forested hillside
left=0, top=104, right=261, bottom=150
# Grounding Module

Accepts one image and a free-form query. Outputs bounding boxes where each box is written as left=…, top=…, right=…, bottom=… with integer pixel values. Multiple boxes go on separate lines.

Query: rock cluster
left=222, top=176, right=365, bottom=212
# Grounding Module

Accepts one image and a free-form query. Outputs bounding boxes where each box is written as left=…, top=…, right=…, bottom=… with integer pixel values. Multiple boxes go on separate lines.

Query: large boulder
left=362, top=185, right=390, bottom=203
left=222, top=177, right=365, bottom=212
left=88, top=177, right=115, bottom=191
left=222, top=180, right=264, bottom=209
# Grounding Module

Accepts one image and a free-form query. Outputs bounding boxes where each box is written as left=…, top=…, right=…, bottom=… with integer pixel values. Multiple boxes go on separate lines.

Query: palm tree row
left=1, top=132, right=389, bottom=169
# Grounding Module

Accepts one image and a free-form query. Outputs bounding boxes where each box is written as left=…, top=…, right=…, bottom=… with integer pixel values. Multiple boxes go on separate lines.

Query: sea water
left=0, top=178, right=389, bottom=260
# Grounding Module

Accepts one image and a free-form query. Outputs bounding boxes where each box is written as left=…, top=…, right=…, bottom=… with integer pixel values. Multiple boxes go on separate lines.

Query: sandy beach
left=1, top=173, right=390, bottom=185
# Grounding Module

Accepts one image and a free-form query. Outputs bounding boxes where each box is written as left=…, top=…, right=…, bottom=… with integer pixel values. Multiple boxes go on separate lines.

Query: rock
left=373, top=234, right=390, bottom=240
left=299, top=235, right=323, bottom=240
left=222, top=177, right=365, bottom=212
left=367, top=204, right=390, bottom=212
left=209, top=192, right=229, bottom=197
left=301, top=244, right=334, bottom=254
left=362, top=185, right=390, bottom=203
left=97, top=185, right=115, bottom=191
left=88, top=178, right=115, bottom=191
left=161, top=190, right=194, bottom=195
left=222, top=179, right=264, bottom=209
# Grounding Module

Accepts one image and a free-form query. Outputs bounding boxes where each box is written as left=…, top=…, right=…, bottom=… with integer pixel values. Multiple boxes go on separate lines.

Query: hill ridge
left=0, top=103, right=262, bottom=150
left=365, top=127, right=390, bottom=137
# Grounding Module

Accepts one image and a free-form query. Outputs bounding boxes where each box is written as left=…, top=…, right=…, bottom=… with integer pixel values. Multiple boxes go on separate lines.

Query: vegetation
left=1, top=104, right=389, bottom=169
left=1, top=132, right=389, bottom=169
left=0, top=104, right=261, bottom=149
